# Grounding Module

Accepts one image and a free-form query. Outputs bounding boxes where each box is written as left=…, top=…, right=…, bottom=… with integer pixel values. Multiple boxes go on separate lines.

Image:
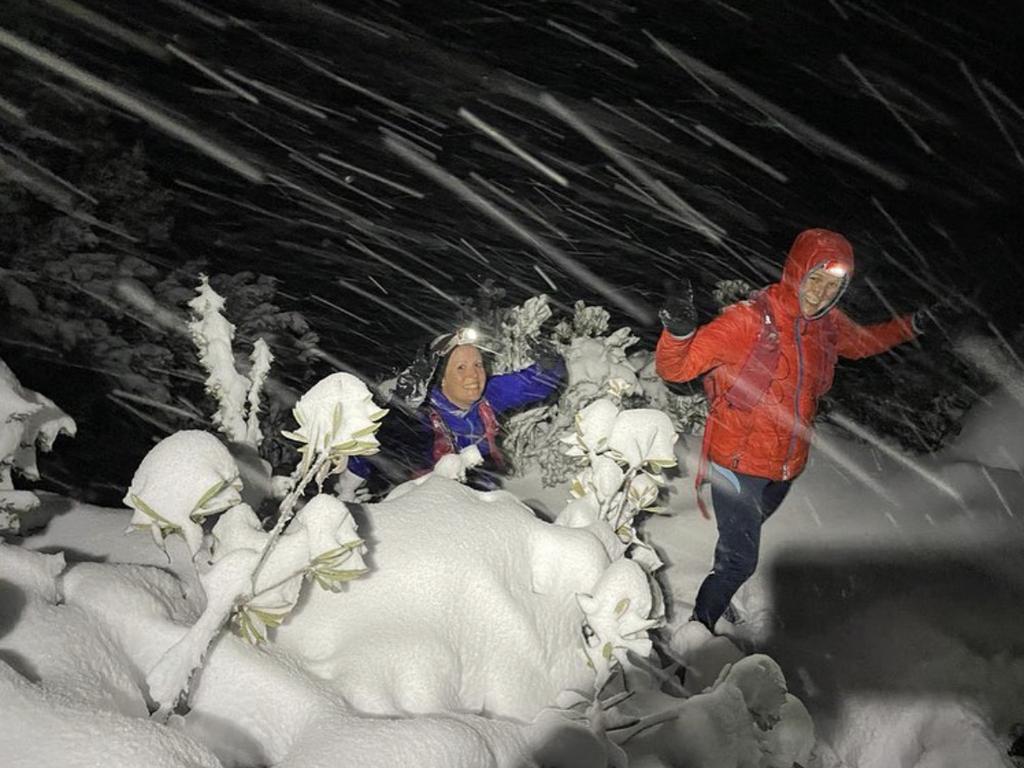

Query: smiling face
left=799, top=267, right=846, bottom=319
left=440, top=345, right=486, bottom=409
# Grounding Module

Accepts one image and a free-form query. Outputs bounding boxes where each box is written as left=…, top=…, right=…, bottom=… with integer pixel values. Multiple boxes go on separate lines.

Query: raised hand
left=659, top=279, right=699, bottom=337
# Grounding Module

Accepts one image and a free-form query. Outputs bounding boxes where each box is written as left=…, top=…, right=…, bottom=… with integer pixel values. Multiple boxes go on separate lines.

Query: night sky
left=2, top=0, right=1023, bottom=497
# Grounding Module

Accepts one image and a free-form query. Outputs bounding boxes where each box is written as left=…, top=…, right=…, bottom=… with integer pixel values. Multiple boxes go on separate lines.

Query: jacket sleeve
left=655, top=305, right=754, bottom=383
left=485, top=358, right=566, bottom=414
left=833, top=309, right=917, bottom=359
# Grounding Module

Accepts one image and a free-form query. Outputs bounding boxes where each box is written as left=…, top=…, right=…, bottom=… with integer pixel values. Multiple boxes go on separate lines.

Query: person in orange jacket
left=655, top=228, right=923, bottom=634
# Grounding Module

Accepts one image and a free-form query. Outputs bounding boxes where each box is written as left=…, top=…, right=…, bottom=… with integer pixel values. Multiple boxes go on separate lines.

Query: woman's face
left=441, top=345, right=486, bottom=409
left=799, top=268, right=845, bottom=318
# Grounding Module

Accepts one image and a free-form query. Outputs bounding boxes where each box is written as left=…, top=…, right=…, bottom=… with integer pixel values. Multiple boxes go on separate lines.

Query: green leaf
left=310, top=540, right=364, bottom=564
left=193, top=478, right=229, bottom=514
left=614, top=598, right=630, bottom=617
left=331, top=403, right=343, bottom=438
left=351, top=422, right=382, bottom=438
left=602, top=642, right=613, bottom=660
left=130, top=494, right=179, bottom=532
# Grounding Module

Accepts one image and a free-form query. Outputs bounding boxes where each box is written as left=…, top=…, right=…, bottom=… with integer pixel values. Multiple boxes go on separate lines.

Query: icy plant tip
left=282, top=372, right=388, bottom=476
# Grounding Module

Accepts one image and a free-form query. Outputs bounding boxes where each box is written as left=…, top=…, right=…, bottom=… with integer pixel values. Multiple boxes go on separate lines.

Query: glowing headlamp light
left=431, top=326, right=483, bottom=357
left=822, top=260, right=848, bottom=278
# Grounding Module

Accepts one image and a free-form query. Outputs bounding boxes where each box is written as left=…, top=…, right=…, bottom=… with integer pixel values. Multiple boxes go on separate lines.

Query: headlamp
left=431, top=326, right=483, bottom=357
left=822, top=260, right=848, bottom=278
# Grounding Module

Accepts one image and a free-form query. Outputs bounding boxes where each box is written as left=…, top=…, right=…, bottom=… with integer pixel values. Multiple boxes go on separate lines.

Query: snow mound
left=274, top=474, right=617, bottom=720
left=945, top=385, right=1024, bottom=473
left=2, top=533, right=606, bottom=767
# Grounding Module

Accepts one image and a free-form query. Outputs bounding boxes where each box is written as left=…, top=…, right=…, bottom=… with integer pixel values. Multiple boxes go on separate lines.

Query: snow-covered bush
left=576, top=558, right=663, bottom=690
left=0, top=357, right=76, bottom=532
left=124, top=430, right=243, bottom=555
left=188, top=275, right=273, bottom=448
left=556, top=392, right=678, bottom=573
left=125, top=370, right=386, bottom=716
left=485, top=295, right=705, bottom=486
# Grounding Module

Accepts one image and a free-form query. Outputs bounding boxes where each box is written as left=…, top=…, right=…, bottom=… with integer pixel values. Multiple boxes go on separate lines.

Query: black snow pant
left=692, top=464, right=792, bottom=632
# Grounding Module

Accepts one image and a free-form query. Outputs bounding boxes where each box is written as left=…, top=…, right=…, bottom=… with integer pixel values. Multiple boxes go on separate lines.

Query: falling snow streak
left=545, top=19, right=638, bottom=69
left=591, top=97, right=672, bottom=145
left=477, top=98, right=565, bottom=140
left=345, top=237, right=462, bottom=308
left=982, top=79, right=1024, bottom=125
left=222, top=68, right=329, bottom=120
left=0, top=93, right=26, bottom=121
left=649, top=34, right=908, bottom=190
left=39, top=0, right=171, bottom=62
left=459, top=107, right=569, bottom=187
left=0, top=138, right=98, bottom=203
left=316, top=154, right=425, bottom=198
left=959, top=60, right=1024, bottom=170
left=828, top=411, right=964, bottom=506
left=470, top=173, right=569, bottom=240
left=870, top=197, right=931, bottom=274
left=152, top=0, right=228, bottom=29
left=166, top=45, right=260, bottom=105
left=337, top=276, right=442, bottom=336
left=693, top=124, right=789, bottom=183
left=383, top=134, right=656, bottom=325
left=233, top=18, right=447, bottom=130
left=0, top=27, right=265, bottom=183
left=538, top=93, right=726, bottom=245
left=838, top=54, right=933, bottom=155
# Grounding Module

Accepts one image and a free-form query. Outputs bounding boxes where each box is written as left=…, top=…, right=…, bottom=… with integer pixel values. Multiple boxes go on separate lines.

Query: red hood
left=777, top=228, right=854, bottom=318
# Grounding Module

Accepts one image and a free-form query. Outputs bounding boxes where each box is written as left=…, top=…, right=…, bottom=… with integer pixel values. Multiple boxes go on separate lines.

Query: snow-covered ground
left=3, top=383, right=1023, bottom=767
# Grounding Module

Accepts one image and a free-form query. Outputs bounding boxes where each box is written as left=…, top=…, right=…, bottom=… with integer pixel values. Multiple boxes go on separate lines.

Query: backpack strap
left=477, top=399, right=505, bottom=468
left=427, top=401, right=505, bottom=469
left=427, top=407, right=456, bottom=464
left=723, top=292, right=780, bottom=411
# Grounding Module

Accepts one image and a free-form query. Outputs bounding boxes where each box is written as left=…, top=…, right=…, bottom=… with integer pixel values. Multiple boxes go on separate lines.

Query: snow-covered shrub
left=281, top=371, right=388, bottom=477
left=188, top=275, right=274, bottom=448
left=576, top=558, right=663, bottom=690
left=0, top=357, right=76, bottom=532
left=475, top=295, right=706, bottom=486
left=128, top=371, right=385, bottom=716
left=557, top=393, right=678, bottom=573
left=206, top=493, right=365, bottom=644
left=123, top=430, right=243, bottom=555
left=493, top=294, right=552, bottom=373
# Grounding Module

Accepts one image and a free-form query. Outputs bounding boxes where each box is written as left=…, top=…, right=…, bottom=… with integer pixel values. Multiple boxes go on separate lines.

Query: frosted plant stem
left=249, top=454, right=328, bottom=593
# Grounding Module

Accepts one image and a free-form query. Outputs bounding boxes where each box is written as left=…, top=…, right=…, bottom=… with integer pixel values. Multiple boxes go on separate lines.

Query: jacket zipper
left=781, top=316, right=803, bottom=479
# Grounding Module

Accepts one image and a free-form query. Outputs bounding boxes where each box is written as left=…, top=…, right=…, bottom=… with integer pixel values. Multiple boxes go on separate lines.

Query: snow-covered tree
left=0, top=357, right=76, bottom=532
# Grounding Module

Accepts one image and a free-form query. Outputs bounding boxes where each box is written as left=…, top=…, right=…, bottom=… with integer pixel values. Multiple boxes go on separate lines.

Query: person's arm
left=655, top=304, right=754, bottom=383
left=484, top=357, right=565, bottom=413
left=832, top=309, right=917, bottom=359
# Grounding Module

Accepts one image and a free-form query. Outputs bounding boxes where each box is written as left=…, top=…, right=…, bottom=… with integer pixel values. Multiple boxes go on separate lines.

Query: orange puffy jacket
left=656, top=229, right=916, bottom=488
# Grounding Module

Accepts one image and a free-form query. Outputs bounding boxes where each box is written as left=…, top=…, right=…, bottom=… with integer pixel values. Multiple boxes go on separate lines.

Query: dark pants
left=692, top=465, right=792, bottom=632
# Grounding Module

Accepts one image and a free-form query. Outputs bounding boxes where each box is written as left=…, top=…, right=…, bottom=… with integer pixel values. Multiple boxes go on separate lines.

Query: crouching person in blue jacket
left=350, top=326, right=565, bottom=491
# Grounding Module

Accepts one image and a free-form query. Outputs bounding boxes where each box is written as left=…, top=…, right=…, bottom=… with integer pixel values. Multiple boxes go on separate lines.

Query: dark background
left=2, top=0, right=1023, bottom=501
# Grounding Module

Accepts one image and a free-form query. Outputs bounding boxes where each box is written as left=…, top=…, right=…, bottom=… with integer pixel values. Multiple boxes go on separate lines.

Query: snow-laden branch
left=187, top=275, right=274, bottom=448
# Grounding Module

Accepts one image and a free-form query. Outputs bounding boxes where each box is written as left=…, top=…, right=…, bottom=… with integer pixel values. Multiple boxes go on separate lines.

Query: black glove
left=912, top=297, right=965, bottom=336
left=659, top=279, right=699, bottom=337
left=529, top=339, right=562, bottom=371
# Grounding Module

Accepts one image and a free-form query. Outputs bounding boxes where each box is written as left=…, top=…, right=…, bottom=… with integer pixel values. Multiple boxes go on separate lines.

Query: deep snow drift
left=2, top=383, right=1023, bottom=767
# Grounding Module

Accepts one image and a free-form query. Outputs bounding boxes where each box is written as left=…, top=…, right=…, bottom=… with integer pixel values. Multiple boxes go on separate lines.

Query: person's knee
left=715, top=546, right=759, bottom=581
